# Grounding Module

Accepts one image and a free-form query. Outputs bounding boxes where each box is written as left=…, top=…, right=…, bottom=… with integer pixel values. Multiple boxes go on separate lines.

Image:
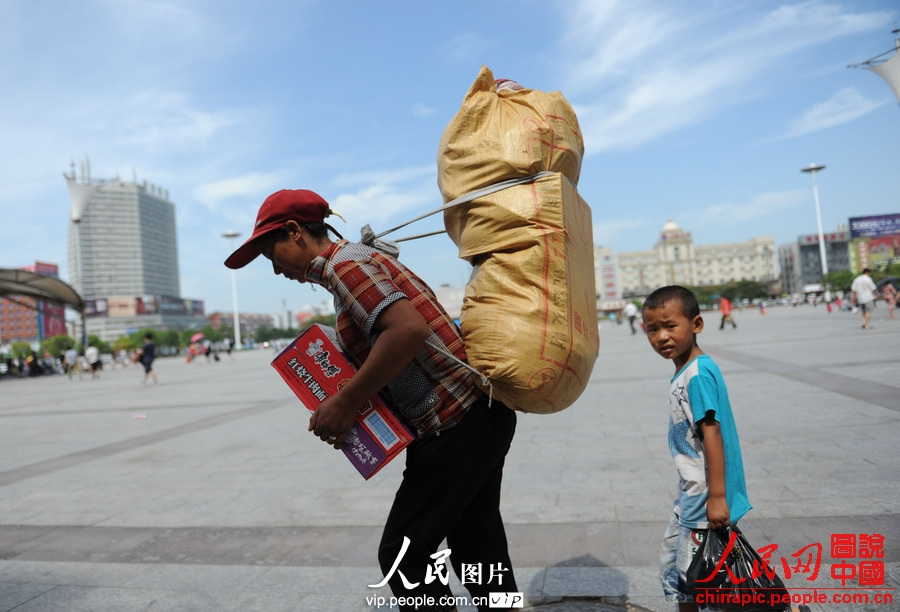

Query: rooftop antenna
left=848, top=24, right=900, bottom=105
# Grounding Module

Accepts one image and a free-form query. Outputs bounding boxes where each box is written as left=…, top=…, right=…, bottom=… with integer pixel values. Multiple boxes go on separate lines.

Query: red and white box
left=271, top=324, right=415, bottom=480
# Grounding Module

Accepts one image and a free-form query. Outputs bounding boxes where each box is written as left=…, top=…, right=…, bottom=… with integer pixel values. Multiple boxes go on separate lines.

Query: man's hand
left=309, top=395, right=359, bottom=449
left=306, top=298, right=431, bottom=451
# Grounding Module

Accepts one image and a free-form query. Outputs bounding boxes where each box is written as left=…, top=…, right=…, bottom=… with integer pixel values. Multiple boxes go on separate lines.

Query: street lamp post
left=222, top=231, right=242, bottom=351
left=801, top=164, right=829, bottom=283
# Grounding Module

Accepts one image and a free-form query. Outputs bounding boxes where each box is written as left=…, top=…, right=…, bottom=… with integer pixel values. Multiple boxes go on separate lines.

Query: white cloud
left=560, top=0, right=891, bottom=153
left=333, top=165, right=434, bottom=188
left=193, top=171, right=295, bottom=211
left=332, top=180, right=441, bottom=233
left=412, top=103, right=437, bottom=117
left=112, top=91, right=243, bottom=149
left=693, top=190, right=806, bottom=228
left=442, top=32, right=492, bottom=63
left=593, top=218, right=648, bottom=248
left=780, top=88, right=888, bottom=139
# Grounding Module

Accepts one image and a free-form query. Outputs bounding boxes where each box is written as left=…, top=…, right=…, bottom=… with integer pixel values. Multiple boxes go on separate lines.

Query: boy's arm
left=699, top=417, right=730, bottom=530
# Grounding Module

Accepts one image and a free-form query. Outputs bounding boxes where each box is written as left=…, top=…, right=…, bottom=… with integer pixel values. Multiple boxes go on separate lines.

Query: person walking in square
left=851, top=268, right=878, bottom=330
left=225, top=188, right=518, bottom=611
left=137, top=333, right=158, bottom=385
left=718, top=295, right=736, bottom=330
left=64, top=346, right=80, bottom=381
left=85, top=343, right=101, bottom=379
left=623, top=301, right=639, bottom=335
left=882, top=280, right=897, bottom=319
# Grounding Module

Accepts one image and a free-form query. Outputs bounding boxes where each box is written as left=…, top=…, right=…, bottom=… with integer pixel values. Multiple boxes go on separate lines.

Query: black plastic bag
left=686, top=525, right=790, bottom=611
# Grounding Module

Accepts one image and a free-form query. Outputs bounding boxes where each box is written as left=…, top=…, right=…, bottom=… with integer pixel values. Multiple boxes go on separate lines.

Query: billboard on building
left=848, top=214, right=900, bottom=272
left=40, top=302, right=67, bottom=338
left=849, top=214, right=900, bottom=239
left=85, top=296, right=204, bottom=317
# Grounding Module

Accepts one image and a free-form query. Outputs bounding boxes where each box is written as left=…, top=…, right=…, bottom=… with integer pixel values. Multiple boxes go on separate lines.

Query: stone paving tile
left=1, top=307, right=898, bottom=611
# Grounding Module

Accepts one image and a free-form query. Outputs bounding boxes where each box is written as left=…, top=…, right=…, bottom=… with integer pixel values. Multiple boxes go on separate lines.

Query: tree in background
left=41, top=334, right=76, bottom=358
left=10, top=341, right=33, bottom=361
left=686, top=281, right=769, bottom=308
left=77, top=334, right=112, bottom=355
left=824, top=270, right=855, bottom=292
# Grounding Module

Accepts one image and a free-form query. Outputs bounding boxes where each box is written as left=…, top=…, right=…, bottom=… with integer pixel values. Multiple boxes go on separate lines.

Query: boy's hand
left=706, top=494, right=730, bottom=531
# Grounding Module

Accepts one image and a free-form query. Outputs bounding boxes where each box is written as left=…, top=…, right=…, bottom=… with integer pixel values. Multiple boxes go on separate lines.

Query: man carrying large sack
left=225, top=189, right=518, bottom=612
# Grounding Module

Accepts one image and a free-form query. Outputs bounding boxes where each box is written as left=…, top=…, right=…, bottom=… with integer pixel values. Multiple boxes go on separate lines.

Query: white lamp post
left=222, top=231, right=242, bottom=350
left=800, top=164, right=828, bottom=280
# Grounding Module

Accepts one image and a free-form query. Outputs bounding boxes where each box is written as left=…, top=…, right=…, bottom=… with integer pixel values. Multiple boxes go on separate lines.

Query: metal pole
left=222, top=231, right=242, bottom=350
left=230, top=267, right=241, bottom=349
left=801, top=164, right=828, bottom=279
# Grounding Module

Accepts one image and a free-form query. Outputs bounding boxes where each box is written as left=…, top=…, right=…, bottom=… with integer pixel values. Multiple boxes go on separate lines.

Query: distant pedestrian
left=137, top=333, right=159, bottom=385
left=623, top=301, right=639, bottom=335
left=718, top=295, right=736, bottom=330
left=64, top=347, right=80, bottom=380
left=641, top=286, right=810, bottom=612
left=85, top=344, right=101, bottom=379
left=225, top=337, right=234, bottom=360
left=882, top=280, right=897, bottom=319
left=851, top=268, right=877, bottom=330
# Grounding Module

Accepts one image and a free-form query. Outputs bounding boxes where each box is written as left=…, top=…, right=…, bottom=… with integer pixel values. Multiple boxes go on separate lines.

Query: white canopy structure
left=849, top=27, right=900, bottom=105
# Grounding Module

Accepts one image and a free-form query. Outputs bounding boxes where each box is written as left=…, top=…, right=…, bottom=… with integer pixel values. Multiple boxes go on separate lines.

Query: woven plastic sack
left=437, top=65, right=584, bottom=203
left=454, top=173, right=598, bottom=413
left=437, top=67, right=597, bottom=413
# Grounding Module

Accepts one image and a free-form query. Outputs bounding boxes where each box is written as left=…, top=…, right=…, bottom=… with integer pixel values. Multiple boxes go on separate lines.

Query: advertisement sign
left=83, top=296, right=204, bottom=317
left=849, top=214, right=900, bottom=239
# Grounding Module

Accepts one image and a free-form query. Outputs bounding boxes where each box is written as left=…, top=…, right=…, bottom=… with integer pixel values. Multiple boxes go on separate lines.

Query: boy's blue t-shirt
left=668, top=354, right=751, bottom=528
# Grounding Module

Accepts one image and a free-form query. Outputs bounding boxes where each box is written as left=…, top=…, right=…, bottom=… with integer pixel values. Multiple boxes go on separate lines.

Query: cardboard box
left=271, top=324, right=415, bottom=480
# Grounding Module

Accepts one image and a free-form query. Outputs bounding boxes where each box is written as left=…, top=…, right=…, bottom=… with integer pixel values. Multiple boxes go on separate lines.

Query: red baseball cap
left=224, top=189, right=335, bottom=269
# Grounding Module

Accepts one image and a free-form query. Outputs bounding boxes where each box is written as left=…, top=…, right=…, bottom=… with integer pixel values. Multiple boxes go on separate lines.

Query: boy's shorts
left=659, top=500, right=728, bottom=610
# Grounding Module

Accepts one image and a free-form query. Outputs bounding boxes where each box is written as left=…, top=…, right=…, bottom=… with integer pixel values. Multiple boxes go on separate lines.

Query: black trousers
left=378, top=397, right=517, bottom=611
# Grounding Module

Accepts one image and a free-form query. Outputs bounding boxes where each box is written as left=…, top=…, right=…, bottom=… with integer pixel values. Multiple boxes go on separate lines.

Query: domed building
left=599, top=219, right=777, bottom=299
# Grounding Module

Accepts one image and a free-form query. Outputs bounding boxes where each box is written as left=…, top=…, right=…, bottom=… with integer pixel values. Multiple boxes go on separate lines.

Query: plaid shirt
left=305, top=240, right=479, bottom=437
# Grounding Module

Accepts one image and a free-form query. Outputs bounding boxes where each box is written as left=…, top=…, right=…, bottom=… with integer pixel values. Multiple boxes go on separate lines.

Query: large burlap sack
left=456, top=173, right=599, bottom=414
left=437, top=65, right=584, bottom=203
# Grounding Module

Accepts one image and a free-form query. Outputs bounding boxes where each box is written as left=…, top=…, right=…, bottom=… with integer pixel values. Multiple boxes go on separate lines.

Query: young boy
left=643, top=286, right=811, bottom=612
left=642, top=286, right=750, bottom=611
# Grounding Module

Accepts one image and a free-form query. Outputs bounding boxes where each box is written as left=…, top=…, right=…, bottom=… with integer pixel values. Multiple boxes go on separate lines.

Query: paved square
left=1, top=304, right=897, bottom=611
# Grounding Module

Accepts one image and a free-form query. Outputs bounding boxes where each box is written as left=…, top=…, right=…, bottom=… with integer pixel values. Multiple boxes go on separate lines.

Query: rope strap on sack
left=359, top=170, right=555, bottom=253
left=425, top=339, right=493, bottom=408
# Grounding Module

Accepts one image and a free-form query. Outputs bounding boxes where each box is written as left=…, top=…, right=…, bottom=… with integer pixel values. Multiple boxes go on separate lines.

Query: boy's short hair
left=642, top=285, right=700, bottom=319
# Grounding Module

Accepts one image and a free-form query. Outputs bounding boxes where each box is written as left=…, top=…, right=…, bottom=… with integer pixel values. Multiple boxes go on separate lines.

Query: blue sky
left=1, top=0, right=897, bottom=317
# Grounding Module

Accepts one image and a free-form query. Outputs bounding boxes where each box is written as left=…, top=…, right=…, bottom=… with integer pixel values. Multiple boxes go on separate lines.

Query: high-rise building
left=65, top=161, right=205, bottom=342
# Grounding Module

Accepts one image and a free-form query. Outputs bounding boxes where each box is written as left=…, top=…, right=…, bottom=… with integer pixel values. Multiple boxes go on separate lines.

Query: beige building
left=602, top=220, right=777, bottom=299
